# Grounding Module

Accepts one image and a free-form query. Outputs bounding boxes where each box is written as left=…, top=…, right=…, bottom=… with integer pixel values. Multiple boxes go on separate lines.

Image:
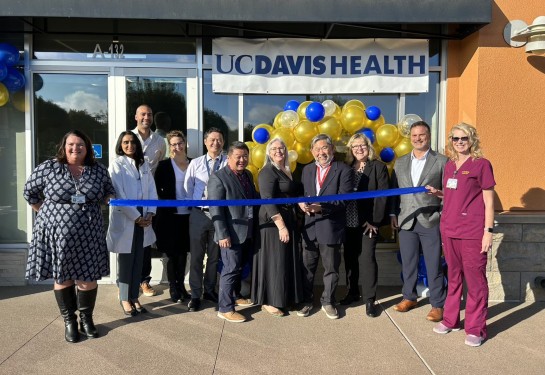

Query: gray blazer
left=390, top=150, right=447, bottom=230
left=208, top=166, right=258, bottom=245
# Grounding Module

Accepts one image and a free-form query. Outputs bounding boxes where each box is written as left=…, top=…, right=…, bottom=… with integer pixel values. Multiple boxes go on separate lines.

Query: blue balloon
left=253, top=127, right=270, bottom=144
left=305, top=102, right=325, bottom=122
left=0, top=43, right=20, bottom=66
left=283, top=100, right=300, bottom=112
left=365, top=106, right=381, bottom=121
left=358, top=127, right=375, bottom=144
left=380, top=147, right=395, bottom=163
left=2, top=68, right=25, bottom=92
left=0, top=62, right=7, bottom=81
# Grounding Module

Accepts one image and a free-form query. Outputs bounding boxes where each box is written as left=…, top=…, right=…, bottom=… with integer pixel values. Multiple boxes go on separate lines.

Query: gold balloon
left=297, top=101, right=312, bottom=120
left=273, top=112, right=283, bottom=128
left=271, top=127, right=295, bottom=148
left=394, top=137, right=413, bottom=158
left=294, top=141, right=314, bottom=164
left=386, top=162, right=395, bottom=176
left=250, top=144, right=267, bottom=168
left=375, top=124, right=400, bottom=148
left=289, top=160, right=297, bottom=172
left=318, top=116, right=342, bottom=140
left=245, top=141, right=256, bottom=149
left=294, top=120, right=318, bottom=144
left=340, top=105, right=365, bottom=134
left=331, top=103, right=342, bottom=121
left=0, top=83, right=9, bottom=107
left=371, top=115, right=386, bottom=131
left=246, top=164, right=260, bottom=190
left=342, top=99, right=365, bottom=112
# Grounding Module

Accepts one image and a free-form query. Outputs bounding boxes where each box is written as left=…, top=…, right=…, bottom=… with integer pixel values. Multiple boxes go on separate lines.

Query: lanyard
left=67, top=165, right=84, bottom=194
left=205, top=154, right=223, bottom=176
left=316, top=165, right=331, bottom=189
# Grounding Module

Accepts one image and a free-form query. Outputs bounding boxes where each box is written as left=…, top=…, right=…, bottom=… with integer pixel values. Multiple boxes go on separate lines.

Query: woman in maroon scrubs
left=427, top=123, right=495, bottom=347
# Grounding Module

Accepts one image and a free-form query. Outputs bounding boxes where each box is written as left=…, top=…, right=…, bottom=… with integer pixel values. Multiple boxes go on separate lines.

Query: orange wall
left=446, top=0, right=545, bottom=211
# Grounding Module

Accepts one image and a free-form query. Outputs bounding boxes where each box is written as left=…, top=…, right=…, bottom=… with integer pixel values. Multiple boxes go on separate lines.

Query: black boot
left=54, top=286, right=80, bottom=343
left=77, top=287, right=99, bottom=338
left=169, top=282, right=181, bottom=303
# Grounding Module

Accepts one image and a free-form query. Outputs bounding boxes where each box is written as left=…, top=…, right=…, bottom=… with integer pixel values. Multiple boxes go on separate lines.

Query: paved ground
left=1, top=284, right=544, bottom=375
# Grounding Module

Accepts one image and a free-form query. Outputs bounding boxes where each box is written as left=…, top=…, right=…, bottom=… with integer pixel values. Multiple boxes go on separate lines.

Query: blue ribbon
left=110, top=186, right=427, bottom=207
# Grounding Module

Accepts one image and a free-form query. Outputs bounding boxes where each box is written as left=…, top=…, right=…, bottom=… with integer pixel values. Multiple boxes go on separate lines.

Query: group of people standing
left=23, top=103, right=494, bottom=348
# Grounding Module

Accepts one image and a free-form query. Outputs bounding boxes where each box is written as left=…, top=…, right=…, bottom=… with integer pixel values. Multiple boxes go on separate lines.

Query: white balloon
left=322, top=100, right=337, bottom=117
left=288, top=150, right=299, bottom=163
left=397, top=114, right=422, bottom=138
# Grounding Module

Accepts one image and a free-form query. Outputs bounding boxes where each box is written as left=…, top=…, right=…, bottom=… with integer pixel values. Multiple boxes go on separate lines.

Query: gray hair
left=264, top=137, right=290, bottom=170
left=310, top=133, right=333, bottom=149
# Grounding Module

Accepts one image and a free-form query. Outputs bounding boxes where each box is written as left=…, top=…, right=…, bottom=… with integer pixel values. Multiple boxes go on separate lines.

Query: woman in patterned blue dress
left=23, top=130, right=115, bottom=343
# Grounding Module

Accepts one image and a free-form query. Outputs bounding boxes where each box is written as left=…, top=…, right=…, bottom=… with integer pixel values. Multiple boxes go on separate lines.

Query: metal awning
left=1, top=0, right=492, bottom=39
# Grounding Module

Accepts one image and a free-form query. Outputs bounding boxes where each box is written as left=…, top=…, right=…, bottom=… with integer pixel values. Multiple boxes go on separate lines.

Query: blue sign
left=92, top=144, right=103, bottom=159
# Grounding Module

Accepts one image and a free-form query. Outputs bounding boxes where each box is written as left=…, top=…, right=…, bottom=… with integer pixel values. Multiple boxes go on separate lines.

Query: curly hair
left=446, top=122, right=483, bottom=161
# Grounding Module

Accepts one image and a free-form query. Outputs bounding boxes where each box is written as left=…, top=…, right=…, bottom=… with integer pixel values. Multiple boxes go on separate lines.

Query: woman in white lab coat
left=107, top=131, right=157, bottom=316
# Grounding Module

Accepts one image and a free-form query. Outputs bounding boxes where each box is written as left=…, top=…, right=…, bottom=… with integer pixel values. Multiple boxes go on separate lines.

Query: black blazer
left=353, top=159, right=390, bottom=227
left=300, top=160, right=353, bottom=244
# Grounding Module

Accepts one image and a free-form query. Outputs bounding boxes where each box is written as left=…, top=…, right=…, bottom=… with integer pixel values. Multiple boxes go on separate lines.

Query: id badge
left=446, top=178, right=458, bottom=189
left=71, top=193, right=86, bottom=204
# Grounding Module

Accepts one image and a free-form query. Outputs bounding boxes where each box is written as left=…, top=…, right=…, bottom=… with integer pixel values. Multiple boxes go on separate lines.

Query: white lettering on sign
left=92, top=44, right=125, bottom=59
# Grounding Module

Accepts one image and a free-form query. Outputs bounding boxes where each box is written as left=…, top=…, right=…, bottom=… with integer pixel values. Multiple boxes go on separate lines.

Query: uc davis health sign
left=212, top=38, right=428, bottom=94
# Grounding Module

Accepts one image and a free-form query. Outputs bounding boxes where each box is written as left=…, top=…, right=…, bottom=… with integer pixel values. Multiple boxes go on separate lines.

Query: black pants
left=343, top=226, right=378, bottom=301
left=166, top=252, right=188, bottom=286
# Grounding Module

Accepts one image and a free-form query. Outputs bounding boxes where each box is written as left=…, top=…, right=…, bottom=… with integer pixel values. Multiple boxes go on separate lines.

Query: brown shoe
left=140, top=282, right=156, bottom=297
left=235, top=298, right=253, bottom=307
left=393, top=299, right=418, bottom=312
left=217, top=311, right=246, bottom=323
left=426, top=307, right=444, bottom=322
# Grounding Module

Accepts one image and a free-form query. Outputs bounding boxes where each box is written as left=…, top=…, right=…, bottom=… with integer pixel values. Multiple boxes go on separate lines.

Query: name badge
left=446, top=178, right=458, bottom=189
left=71, top=194, right=86, bottom=204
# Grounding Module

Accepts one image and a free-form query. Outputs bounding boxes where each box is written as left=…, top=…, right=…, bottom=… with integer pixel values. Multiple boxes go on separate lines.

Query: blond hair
left=446, top=122, right=483, bottom=161
left=344, top=133, right=377, bottom=165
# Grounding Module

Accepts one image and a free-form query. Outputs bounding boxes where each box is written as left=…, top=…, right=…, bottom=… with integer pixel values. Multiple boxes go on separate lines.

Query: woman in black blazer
left=154, top=130, right=191, bottom=302
left=341, top=133, right=390, bottom=317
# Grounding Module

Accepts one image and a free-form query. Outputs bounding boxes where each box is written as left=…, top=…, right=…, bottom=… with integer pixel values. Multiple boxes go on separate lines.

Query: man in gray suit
left=390, top=121, right=447, bottom=322
left=208, top=141, right=258, bottom=323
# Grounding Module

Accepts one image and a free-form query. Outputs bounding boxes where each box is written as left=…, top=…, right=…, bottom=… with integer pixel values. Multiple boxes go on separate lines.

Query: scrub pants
left=442, top=236, right=489, bottom=339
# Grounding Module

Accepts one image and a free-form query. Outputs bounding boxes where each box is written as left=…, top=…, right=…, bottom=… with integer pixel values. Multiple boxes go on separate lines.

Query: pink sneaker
left=433, top=322, right=461, bottom=334
left=465, top=334, right=483, bottom=347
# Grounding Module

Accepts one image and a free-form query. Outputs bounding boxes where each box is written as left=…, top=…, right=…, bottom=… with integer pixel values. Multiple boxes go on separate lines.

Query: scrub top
left=440, top=157, right=495, bottom=239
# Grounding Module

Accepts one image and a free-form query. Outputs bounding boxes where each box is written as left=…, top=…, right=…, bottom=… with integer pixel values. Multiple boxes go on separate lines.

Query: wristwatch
left=485, top=227, right=494, bottom=233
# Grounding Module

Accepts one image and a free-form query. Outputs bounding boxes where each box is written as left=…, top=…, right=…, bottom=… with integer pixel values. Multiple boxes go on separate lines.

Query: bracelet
left=278, top=226, right=286, bottom=231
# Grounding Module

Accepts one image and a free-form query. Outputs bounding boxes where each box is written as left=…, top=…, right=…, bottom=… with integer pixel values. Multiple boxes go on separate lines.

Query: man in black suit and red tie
left=297, top=134, right=353, bottom=320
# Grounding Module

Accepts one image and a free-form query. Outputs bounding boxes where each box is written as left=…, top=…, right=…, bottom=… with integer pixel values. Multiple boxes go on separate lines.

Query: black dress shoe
left=366, top=300, right=378, bottom=318
left=203, top=291, right=219, bottom=303
left=169, top=284, right=181, bottom=303
left=131, top=300, right=148, bottom=314
left=188, top=298, right=201, bottom=312
left=176, top=283, right=191, bottom=301
left=339, top=294, right=361, bottom=306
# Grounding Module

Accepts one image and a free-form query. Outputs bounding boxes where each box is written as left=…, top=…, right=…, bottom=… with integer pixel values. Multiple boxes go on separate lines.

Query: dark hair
left=410, top=120, right=431, bottom=134
left=228, top=141, right=249, bottom=155
left=204, top=127, right=225, bottom=141
left=56, top=129, right=96, bottom=166
left=154, top=112, right=171, bottom=132
left=114, top=131, right=145, bottom=166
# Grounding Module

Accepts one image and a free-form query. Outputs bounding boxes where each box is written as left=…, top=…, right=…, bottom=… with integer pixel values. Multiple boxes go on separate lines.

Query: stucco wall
left=446, top=0, right=545, bottom=212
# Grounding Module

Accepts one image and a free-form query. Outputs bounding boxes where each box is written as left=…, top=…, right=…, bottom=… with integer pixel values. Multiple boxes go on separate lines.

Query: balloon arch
left=0, top=43, right=26, bottom=110
left=246, top=98, right=422, bottom=186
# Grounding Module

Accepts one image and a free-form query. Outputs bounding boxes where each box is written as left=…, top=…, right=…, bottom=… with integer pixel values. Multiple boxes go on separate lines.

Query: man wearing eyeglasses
left=390, top=120, right=447, bottom=323
left=297, top=134, right=353, bottom=320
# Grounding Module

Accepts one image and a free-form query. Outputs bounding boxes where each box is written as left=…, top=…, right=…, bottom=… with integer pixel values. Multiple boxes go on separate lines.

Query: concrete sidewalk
left=1, top=284, right=544, bottom=375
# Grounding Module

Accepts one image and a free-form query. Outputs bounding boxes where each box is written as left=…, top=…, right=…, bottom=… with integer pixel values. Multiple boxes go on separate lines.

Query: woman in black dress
left=24, top=130, right=115, bottom=342
left=154, top=130, right=191, bottom=303
left=252, top=137, right=303, bottom=317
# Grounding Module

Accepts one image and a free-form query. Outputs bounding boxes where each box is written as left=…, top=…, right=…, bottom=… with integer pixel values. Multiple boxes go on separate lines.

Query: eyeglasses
left=351, top=145, right=368, bottom=150
left=170, top=142, right=186, bottom=147
left=451, top=136, right=469, bottom=143
left=313, top=145, right=331, bottom=152
left=270, top=147, right=285, bottom=152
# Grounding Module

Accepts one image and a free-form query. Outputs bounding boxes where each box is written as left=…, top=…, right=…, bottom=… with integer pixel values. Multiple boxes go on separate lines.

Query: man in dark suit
left=390, top=121, right=447, bottom=322
left=208, top=141, right=258, bottom=323
left=297, top=134, right=353, bottom=320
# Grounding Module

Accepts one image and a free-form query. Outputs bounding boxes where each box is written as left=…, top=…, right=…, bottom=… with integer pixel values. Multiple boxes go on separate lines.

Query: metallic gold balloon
left=289, top=160, right=297, bottom=172
left=0, top=83, right=9, bottom=107
left=342, top=99, right=366, bottom=112
left=271, top=127, right=295, bottom=148
left=340, top=105, right=365, bottom=134
left=394, top=137, right=413, bottom=158
left=375, top=124, right=400, bottom=148
left=245, top=141, right=256, bottom=149
left=250, top=144, right=267, bottom=168
left=297, top=101, right=312, bottom=120
left=273, top=112, right=283, bottom=128
left=294, top=141, right=314, bottom=164
left=294, top=120, right=318, bottom=144
left=318, top=116, right=342, bottom=140
left=246, top=164, right=260, bottom=191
